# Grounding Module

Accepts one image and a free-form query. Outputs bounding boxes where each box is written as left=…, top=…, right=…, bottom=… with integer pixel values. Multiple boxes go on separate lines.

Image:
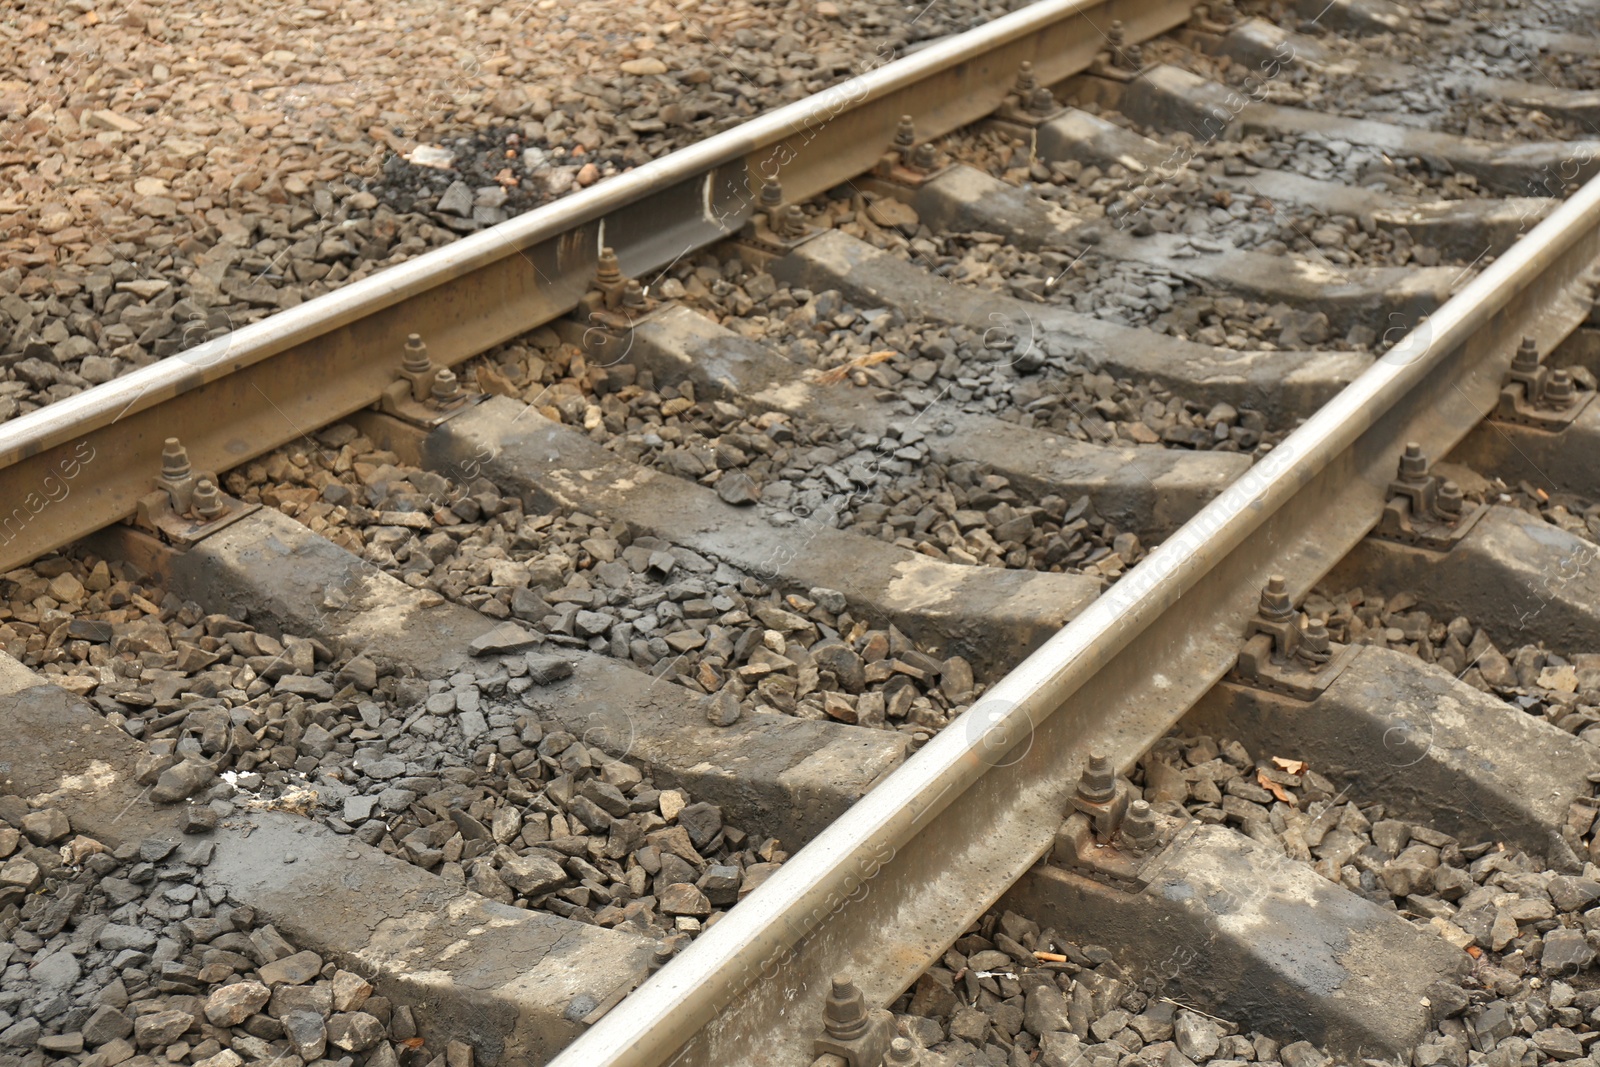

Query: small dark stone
left=704, top=689, right=741, bottom=727
left=180, top=806, right=218, bottom=834
left=469, top=622, right=540, bottom=656
left=525, top=652, right=574, bottom=684
left=715, top=471, right=760, bottom=506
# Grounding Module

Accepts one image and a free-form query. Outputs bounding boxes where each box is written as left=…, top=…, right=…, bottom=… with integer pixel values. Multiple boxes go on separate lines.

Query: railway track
left=5, top=1, right=1600, bottom=1066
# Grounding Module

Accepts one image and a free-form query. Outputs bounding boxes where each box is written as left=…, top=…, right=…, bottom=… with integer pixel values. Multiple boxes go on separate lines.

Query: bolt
left=1076, top=752, right=1117, bottom=805
left=156, top=437, right=200, bottom=514
left=622, top=278, right=647, bottom=309
left=161, top=438, right=192, bottom=481
left=1123, top=44, right=1144, bottom=71
left=1546, top=369, right=1576, bottom=408
left=191, top=478, right=226, bottom=522
left=1106, top=22, right=1135, bottom=70
left=431, top=367, right=464, bottom=405
left=885, top=1036, right=920, bottom=1065
left=1015, top=62, right=1039, bottom=95
left=896, top=117, right=923, bottom=169
left=1258, top=575, right=1293, bottom=622
left=1512, top=335, right=1540, bottom=374
left=648, top=941, right=674, bottom=973
left=1028, top=86, right=1057, bottom=114
left=399, top=333, right=437, bottom=401
left=596, top=246, right=623, bottom=288
left=1397, top=441, right=1429, bottom=484
left=893, top=114, right=916, bottom=150
left=1122, top=799, right=1159, bottom=851
left=912, top=141, right=938, bottom=172
left=764, top=181, right=798, bottom=237
left=823, top=975, right=870, bottom=1041
left=1297, top=616, right=1331, bottom=667
left=1435, top=479, right=1464, bottom=518
left=777, top=203, right=807, bottom=238
left=402, top=333, right=431, bottom=375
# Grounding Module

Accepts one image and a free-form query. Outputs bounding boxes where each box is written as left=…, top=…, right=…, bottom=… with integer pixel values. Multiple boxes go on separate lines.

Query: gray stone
left=331, top=970, right=372, bottom=1012
left=704, top=689, right=741, bottom=726
left=20, top=809, right=70, bottom=844
left=282, top=1010, right=327, bottom=1061
left=1132, top=1003, right=1176, bottom=1042
left=810, top=587, right=847, bottom=614
left=203, top=981, right=271, bottom=1026
left=1041, top=1032, right=1083, bottom=1067
left=524, top=653, right=573, bottom=685
left=1425, top=981, right=1470, bottom=1022
left=270, top=983, right=333, bottom=1019
left=1542, top=928, right=1596, bottom=975
left=0, top=1019, right=40, bottom=1048
left=29, top=951, right=81, bottom=1000
left=133, top=1009, right=194, bottom=1047
left=355, top=753, right=406, bottom=780
left=81, top=1006, right=132, bottom=1046
left=437, top=181, right=475, bottom=217
left=715, top=471, right=760, bottom=506
left=499, top=852, right=568, bottom=896
left=459, top=709, right=489, bottom=742
left=276, top=675, right=334, bottom=699
left=152, top=759, right=215, bottom=803
left=258, top=949, right=323, bottom=986
left=1549, top=876, right=1600, bottom=913
left=139, top=837, right=176, bottom=862
left=574, top=610, right=614, bottom=637
left=1174, top=1011, right=1222, bottom=1061
left=0, top=856, right=39, bottom=891
left=1533, top=1028, right=1584, bottom=1060
left=810, top=640, right=865, bottom=692
left=659, top=882, right=711, bottom=917
left=344, top=796, right=379, bottom=823
left=469, top=622, right=540, bottom=655
left=1280, top=1040, right=1329, bottom=1067
left=580, top=780, right=631, bottom=818
left=1025, top=983, right=1072, bottom=1037
left=326, top=1012, right=385, bottom=1052
left=949, top=1007, right=989, bottom=1043
left=677, top=802, right=722, bottom=850
left=67, top=619, right=115, bottom=642
left=180, top=805, right=218, bottom=834
left=38, top=1032, right=84, bottom=1054
left=1471, top=1001, right=1513, bottom=1045
left=1371, top=819, right=1411, bottom=857
left=97, top=923, right=157, bottom=952
left=697, top=864, right=742, bottom=906
left=1381, top=860, right=1433, bottom=899
left=511, top=587, right=554, bottom=621
left=1091, top=1010, right=1130, bottom=1042
left=336, top=655, right=379, bottom=691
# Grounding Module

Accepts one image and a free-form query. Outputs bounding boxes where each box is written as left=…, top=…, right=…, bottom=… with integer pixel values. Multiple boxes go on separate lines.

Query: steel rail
left=547, top=178, right=1600, bottom=1066
left=0, top=0, right=1191, bottom=571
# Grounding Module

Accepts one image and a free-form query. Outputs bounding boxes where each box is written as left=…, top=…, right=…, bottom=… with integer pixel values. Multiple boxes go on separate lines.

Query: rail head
left=547, top=174, right=1600, bottom=1066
